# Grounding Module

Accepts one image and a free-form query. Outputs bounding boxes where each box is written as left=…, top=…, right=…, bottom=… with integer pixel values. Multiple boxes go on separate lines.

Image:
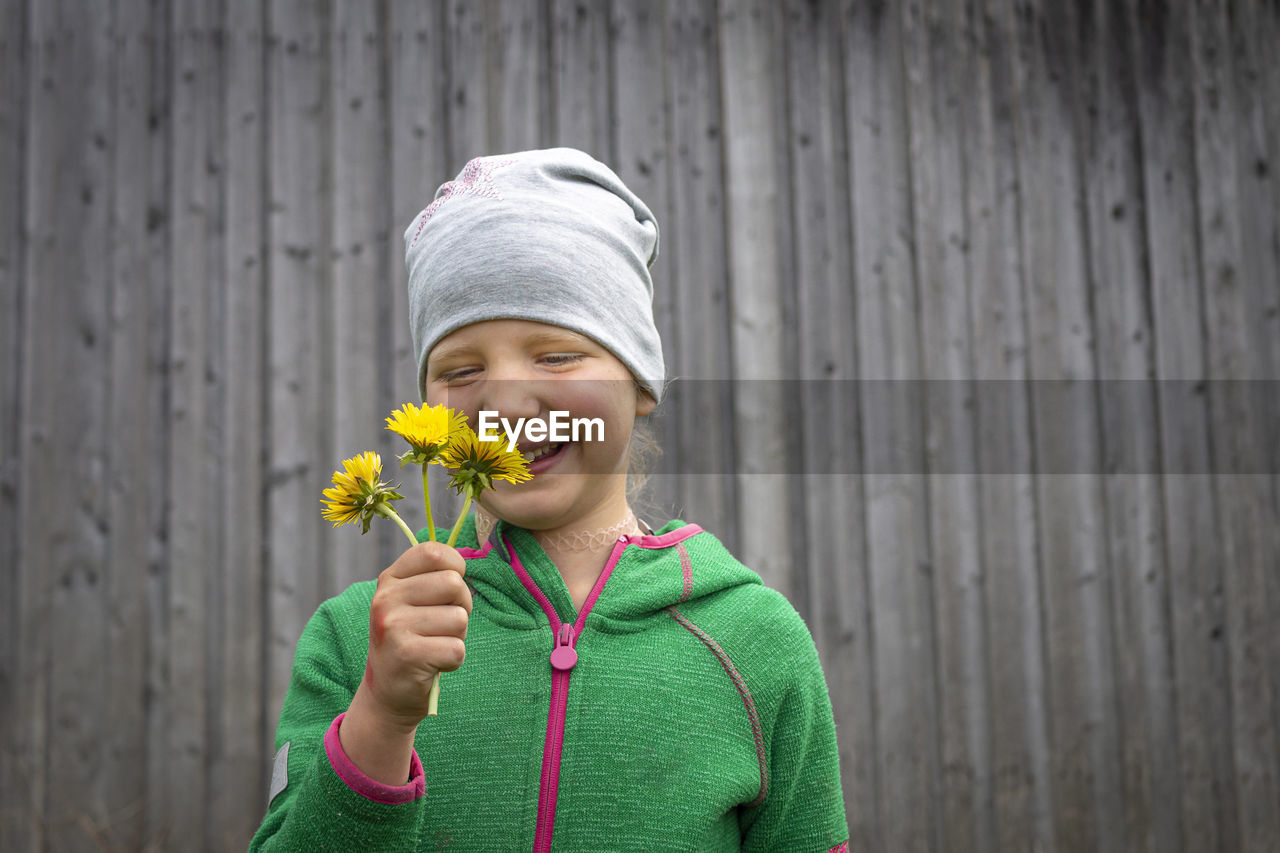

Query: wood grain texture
left=329, top=0, right=386, bottom=596
left=264, top=0, right=328, bottom=756
left=1191, top=2, right=1280, bottom=850
left=214, top=4, right=268, bottom=849
left=31, top=4, right=118, bottom=850
left=660, top=0, right=735, bottom=540
left=843, top=0, right=940, bottom=848
left=164, top=2, right=218, bottom=846
left=785, top=0, right=867, bottom=844
left=550, top=0, right=610, bottom=155
left=387, top=0, right=454, bottom=568
left=717, top=0, right=793, bottom=599
left=1129, top=0, right=1236, bottom=849
left=102, top=1, right=160, bottom=849
left=2, top=2, right=1277, bottom=849
left=0, top=0, right=27, bottom=841
left=965, top=3, right=1055, bottom=850
left=1005, top=1, right=1124, bottom=849
left=446, top=0, right=491, bottom=158
left=1083, top=1, right=1182, bottom=851
left=903, top=0, right=995, bottom=848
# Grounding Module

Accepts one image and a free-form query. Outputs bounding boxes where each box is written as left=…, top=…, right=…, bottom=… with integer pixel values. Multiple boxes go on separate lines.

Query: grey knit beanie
left=405, top=148, right=665, bottom=402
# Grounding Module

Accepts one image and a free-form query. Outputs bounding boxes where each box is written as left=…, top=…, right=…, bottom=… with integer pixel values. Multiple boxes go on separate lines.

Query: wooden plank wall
left=1, top=1, right=1277, bottom=850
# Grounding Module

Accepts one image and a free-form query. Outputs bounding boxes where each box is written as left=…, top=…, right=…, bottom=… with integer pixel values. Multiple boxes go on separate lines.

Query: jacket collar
left=453, top=514, right=758, bottom=628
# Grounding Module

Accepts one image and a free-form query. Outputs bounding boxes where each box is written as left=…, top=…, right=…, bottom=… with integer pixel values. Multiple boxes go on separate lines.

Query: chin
left=483, top=475, right=627, bottom=532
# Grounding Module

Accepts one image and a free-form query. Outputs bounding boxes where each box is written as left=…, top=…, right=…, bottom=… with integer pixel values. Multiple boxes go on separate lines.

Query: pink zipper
left=506, top=535, right=630, bottom=853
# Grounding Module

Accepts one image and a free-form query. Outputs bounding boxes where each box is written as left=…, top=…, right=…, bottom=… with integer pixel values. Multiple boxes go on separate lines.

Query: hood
left=447, top=514, right=762, bottom=630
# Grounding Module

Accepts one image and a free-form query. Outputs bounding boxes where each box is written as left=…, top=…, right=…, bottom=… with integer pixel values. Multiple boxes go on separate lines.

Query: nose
left=477, top=360, right=545, bottom=425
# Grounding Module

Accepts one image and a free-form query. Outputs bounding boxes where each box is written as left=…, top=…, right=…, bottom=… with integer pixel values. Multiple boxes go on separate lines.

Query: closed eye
left=436, top=366, right=480, bottom=384
left=540, top=353, right=585, bottom=367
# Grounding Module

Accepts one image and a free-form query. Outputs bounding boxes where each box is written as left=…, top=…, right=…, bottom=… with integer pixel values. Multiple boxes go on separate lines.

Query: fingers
left=362, top=543, right=473, bottom=725
left=396, top=634, right=468, bottom=674
left=384, top=541, right=468, bottom=581
left=375, top=603, right=470, bottom=644
left=369, top=579, right=470, bottom=646
left=377, top=559, right=472, bottom=610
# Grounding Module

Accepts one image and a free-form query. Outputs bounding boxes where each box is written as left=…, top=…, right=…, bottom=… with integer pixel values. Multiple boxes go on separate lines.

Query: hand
left=357, top=541, right=471, bottom=731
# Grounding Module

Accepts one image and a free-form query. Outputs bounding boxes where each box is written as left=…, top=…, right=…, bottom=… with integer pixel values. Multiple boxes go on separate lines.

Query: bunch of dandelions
left=384, top=402, right=471, bottom=543
left=322, top=402, right=532, bottom=715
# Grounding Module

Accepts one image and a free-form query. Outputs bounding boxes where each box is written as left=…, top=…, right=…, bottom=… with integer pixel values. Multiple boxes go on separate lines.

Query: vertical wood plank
left=550, top=0, right=610, bottom=153
left=611, top=0, right=670, bottom=332
left=785, top=0, right=866, bottom=843
left=717, top=0, right=793, bottom=597
left=491, top=0, right=546, bottom=151
left=662, top=0, right=735, bottom=537
left=966, top=1, right=1054, bottom=848
left=328, top=0, right=388, bottom=595
left=213, top=2, right=268, bottom=848
left=165, top=0, right=220, bottom=845
left=101, top=0, right=160, bottom=848
left=843, top=0, right=938, bottom=848
left=1079, top=2, right=1180, bottom=852
left=142, top=3, right=175, bottom=845
left=1127, top=0, right=1235, bottom=849
left=265, top=0, right=328, bottom=749
left=1243, top=2, right=1280, bottom=825
left=1004, top=1, right=1124, bottom=849
left=2, top=0, right=37, bottom=848
left=446, top=0, right=490, bottom=158
left=19, top=1, right=116, bottom=848
left=1232, top=0, right=1280, bottom=398
left=902, top=0, right=995, bottom=847
left=387, top=0, right=454, bottom=558
left=1229, top=9, right=1280, bottom=827
left=51, top=5, right=114, bottom=850
left=0, top=0, right=27, bottom=843
left=609, top=0, right=677, bottom=522
left=386, top=0, right=448, bottom=394
left=1190, top=2, right=1280, bottom=849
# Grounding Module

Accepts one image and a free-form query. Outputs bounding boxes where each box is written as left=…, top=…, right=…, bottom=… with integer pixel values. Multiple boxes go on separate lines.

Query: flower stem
left=429, top=489, right=477, bottom=716
left=421, top=464, right=436, bottom=542
left=445, top=491, right=474, bottom=548
left=378, top=504, right=420, bottom=548
left=426, top=672, right=442, bottom=717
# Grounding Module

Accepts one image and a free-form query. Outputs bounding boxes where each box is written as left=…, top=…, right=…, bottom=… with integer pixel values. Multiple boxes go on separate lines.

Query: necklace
left=475, top=506, right=643, bottom=552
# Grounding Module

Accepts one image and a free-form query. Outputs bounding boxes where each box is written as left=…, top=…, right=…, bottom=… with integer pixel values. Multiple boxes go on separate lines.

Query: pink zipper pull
left=550, top=623, right=578, bottom=671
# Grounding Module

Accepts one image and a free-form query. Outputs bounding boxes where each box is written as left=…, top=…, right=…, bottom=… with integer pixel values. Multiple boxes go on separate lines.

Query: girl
left=250, top=148, right=849, bottom=852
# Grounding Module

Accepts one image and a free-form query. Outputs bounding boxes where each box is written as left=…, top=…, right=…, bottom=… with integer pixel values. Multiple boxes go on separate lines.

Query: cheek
left=555, top=382, right=632, bottom=419
left=428, top=388, right=478, bottom=423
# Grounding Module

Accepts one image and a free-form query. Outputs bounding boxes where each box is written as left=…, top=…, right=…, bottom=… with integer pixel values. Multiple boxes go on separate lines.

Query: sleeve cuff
left=325, top=712, right=426, bottom=804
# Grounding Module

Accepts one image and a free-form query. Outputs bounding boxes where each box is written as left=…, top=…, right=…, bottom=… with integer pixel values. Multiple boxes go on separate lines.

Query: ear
left=634, top=388, right=657, bottom=417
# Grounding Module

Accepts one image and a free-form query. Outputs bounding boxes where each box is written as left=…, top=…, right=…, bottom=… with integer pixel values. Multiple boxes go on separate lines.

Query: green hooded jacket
left=250, top=517, right=848, bottom=852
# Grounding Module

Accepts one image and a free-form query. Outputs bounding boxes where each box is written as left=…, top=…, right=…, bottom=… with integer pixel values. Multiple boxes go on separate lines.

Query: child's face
left=424, top=319, right=655, bottom=532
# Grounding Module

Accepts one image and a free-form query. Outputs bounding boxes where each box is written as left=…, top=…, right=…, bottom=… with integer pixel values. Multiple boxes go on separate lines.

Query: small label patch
left=268, top=742, right=290, bottom=805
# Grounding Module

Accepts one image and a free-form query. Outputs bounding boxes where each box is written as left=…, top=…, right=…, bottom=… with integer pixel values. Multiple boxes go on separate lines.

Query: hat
left=404, top=147, right=665, bottom=402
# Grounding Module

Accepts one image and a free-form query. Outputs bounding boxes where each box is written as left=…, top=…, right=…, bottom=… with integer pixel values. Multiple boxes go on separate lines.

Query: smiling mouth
left=522, top=442, right=565, bottom=463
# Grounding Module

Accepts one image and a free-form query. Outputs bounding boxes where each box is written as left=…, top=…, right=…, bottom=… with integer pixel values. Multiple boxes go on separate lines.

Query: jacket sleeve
left=249, top=590, right=428, bottom=852
left=738, top=603, right=849, bottom=852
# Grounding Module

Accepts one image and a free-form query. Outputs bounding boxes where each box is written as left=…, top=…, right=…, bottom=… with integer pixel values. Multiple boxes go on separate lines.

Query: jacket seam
left=676, top=542, right=693, bottom=602
left=666, top=605, right=769, bottom=807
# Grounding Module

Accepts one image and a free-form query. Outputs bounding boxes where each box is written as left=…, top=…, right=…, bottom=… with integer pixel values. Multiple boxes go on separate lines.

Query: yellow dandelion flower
left=438, top=425, right=533, bottom=495
left=385, top=402, right=469, bottom=465
left=320, top=451, right=414, bottom=542
left=386, top=402, right=470, bottom=543
left=435, top=425, right=532, bottom=549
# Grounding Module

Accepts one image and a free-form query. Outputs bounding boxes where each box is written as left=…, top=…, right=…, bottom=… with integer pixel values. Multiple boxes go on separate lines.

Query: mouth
left=520, top=442, right=567, bottom=471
